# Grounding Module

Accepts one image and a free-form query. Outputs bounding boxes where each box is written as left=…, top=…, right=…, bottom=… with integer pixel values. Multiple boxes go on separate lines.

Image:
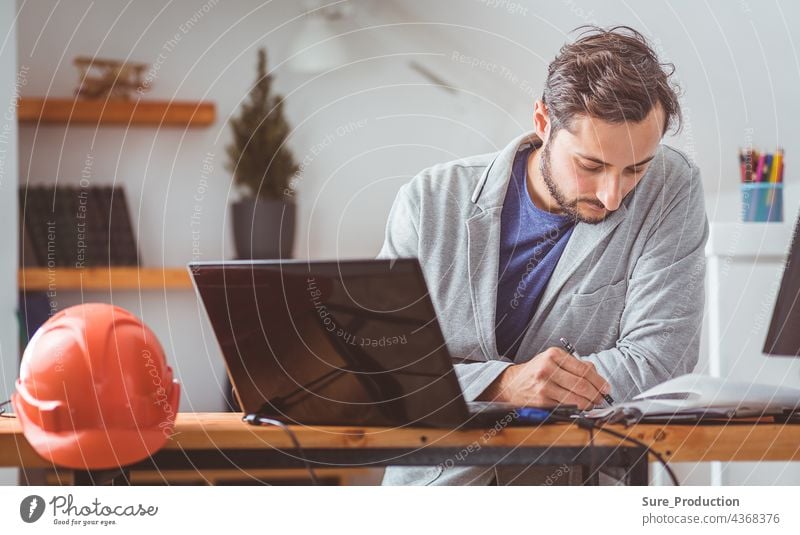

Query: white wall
left=0, top=0, right=19, bottom=485
left=13, top=0, right=800, bottom=412
left=397, top=0, right=800, bottom=222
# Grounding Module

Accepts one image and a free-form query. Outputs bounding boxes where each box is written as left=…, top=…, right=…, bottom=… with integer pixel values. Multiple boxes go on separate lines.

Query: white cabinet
left=703, top=222, right=800, bottom=485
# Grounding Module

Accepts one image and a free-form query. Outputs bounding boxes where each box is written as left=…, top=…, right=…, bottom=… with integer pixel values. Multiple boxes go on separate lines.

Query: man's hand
left=478, top=347, right=611, bottom=410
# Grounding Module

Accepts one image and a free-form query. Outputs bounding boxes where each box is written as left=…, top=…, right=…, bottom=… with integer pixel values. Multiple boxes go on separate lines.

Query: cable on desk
left=586, top=425, right=596, bottom=485
left=244, top=415, right=320, bottom=486
left=574, top=417, right=679, bottom=486
left=542, top=413, right=679, bottom=486
left=0, top=399, right=14, bottom=418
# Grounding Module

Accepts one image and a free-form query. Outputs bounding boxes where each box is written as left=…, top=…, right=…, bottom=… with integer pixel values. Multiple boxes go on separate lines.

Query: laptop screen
left=764, top=213, right=800, bottom=357
left=188, top=258, right=470, bottom=427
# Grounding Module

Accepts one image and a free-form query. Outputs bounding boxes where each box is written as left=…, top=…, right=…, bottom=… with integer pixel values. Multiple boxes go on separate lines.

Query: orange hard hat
left=12, top=303, right=180, bottom=470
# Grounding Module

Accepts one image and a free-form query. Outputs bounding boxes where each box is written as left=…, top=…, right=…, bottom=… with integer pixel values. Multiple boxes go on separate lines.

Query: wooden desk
left=3, top=413, right=800, bottom=485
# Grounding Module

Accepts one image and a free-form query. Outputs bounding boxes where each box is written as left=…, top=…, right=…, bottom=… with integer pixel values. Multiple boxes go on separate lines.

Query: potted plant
left=226, top=48, right=299, bottom=259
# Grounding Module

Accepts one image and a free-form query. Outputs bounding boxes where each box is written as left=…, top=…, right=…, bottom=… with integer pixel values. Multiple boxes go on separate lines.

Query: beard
left=538, top=140, right=610, bottom=224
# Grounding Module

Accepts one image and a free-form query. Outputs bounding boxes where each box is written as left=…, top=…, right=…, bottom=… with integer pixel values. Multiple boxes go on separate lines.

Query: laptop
left=188, top=258, right=573, bottom=428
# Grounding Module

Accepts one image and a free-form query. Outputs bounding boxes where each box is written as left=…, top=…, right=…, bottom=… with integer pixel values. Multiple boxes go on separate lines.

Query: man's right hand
left=477, top=347, right=611, bottom=410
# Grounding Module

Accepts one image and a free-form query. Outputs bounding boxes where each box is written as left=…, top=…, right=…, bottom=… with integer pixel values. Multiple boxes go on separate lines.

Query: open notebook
left=584, top=374, right=800, bottom=422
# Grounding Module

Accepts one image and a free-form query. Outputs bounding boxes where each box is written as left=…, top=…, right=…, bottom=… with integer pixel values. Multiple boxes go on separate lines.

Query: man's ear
left=533, top=100, right=551, bottom=143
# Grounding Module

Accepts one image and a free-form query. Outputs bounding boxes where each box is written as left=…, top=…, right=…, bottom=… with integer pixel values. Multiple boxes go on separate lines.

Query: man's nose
left=597, top=175, right=623, bottom=211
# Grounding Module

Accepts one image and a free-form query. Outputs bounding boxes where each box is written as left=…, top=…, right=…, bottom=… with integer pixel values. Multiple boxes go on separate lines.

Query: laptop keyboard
left=467, top=401, right=519, bottom=413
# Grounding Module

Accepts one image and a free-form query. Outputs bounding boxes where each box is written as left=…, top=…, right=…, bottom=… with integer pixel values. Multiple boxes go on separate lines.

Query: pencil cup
left=741, top=183, right=783, bottom=222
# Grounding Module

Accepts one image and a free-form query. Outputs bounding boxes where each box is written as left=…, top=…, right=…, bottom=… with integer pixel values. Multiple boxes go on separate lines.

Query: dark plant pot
left=232, top=198, right=296, bottom=259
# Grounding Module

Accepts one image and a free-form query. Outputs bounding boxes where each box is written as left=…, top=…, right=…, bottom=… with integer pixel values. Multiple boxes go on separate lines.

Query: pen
left=559, top=337, right=615, bottom=406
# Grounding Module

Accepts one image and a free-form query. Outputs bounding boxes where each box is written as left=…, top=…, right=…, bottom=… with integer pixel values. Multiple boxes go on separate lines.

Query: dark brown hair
left=542, top=25, right=682, bottom=136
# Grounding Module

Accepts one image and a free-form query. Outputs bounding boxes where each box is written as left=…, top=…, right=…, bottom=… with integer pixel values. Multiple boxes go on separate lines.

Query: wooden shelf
left=19, top=267, right=193, bottom=291
left=17, top=97, right=215, bottom=127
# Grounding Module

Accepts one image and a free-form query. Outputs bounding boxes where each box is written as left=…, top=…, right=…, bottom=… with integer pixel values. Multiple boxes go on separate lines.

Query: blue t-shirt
left=495, top=145, right=575, bottom=358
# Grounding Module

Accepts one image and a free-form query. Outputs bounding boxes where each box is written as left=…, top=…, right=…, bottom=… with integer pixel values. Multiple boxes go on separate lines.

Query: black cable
left=574, top=417, right=679, bottom=486
left=0, top=399, right=14, bottom=418
left=244, top=415, right=320, bottom=485
left=587, top=425, right=596, bottom=485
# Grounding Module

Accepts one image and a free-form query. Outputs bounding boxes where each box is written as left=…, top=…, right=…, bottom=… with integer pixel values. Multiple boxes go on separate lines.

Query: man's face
left=538, top=105, right=665, bottom=224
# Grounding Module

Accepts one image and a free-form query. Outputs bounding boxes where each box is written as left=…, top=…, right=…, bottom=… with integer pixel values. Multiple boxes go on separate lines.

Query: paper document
left=584, top=374, right=800, bottom=420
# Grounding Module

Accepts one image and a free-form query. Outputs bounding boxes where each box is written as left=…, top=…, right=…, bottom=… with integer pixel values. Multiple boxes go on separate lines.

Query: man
left=378, top=25, right=708, bottom=485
